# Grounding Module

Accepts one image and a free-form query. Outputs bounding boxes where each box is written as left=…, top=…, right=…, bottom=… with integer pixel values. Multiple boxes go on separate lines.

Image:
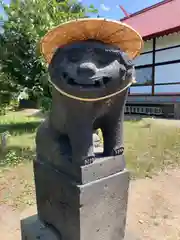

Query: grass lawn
left=0, top=111, right=180, bottom=210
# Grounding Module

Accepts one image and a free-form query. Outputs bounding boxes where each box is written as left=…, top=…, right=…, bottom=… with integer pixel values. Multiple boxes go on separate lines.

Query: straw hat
left=40, top=18, right=143, bottom=64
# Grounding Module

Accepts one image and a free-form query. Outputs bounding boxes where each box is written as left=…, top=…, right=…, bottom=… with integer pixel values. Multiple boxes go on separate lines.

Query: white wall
left=134, top=32, right=180, bottom=66
left=154, top=33, right=180, bottom=92
left=142, top=39, right=153, bottom=52
left=155, top=32, right=180, bottom=49
left=131, top=32, right=180, bottom=94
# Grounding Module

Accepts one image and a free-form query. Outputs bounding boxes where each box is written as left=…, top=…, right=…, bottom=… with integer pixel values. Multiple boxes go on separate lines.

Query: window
left=155, top=84, right=180, bottom=94
left=134, top=52, right=153, bottom=66
left=155, top=63, right=180, bottom=84
left=135, top=67, right=153, bottom=85
left=130, top=86, right=152, bottom=94
left=155, top=47, right=180, bottom=63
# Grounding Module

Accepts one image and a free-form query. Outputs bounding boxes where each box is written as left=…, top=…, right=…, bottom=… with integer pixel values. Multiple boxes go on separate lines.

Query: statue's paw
left=113, top=147, right=124, bottom=156
left=84, top=156, right=95, bottom=165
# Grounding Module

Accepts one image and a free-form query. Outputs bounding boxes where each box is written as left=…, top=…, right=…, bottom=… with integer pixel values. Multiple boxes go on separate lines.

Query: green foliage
left=0, top=105, right=7, bottom=115
left=0, top=72, right=17, bottom=109
left=39, top=96, right=52, bottom=113
left=0, top=0, right=98, bottom=108
left=4, top=150, right=21, bottom=166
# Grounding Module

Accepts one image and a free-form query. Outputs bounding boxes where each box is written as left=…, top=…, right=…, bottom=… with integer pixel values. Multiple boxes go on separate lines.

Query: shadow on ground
left=0, top=121, right=41, bottom=135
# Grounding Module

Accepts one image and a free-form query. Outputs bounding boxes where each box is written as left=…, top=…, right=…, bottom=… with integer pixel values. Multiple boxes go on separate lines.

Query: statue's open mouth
left=62, top=72, right=111, bottom=88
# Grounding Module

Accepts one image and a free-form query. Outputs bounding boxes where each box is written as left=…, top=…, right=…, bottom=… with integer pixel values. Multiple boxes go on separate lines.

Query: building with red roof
left=121, top=0, right=180, bottom=118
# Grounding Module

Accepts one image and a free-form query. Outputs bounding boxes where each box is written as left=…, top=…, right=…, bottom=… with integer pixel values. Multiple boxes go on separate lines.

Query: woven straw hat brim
left=40, top=18, right=144, bottom=64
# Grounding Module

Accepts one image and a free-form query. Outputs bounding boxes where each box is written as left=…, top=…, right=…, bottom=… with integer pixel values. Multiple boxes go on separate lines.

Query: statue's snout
left=77, top=62, right=97, bottom=78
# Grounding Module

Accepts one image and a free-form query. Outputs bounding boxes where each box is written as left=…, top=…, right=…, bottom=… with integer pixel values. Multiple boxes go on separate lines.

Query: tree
left=0, top=0, right=98, bottom=107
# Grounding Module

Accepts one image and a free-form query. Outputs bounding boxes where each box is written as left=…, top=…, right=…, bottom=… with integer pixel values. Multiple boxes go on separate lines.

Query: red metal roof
left=121, top=0, right=180, bottom=39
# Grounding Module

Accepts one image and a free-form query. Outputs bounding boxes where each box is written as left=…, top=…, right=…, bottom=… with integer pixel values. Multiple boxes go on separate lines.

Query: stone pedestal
left=21, top=215, right=137, bottom=240
left=21, top=155, right=130, bottom=240
left=21, top=215, right=59, bottom=239
left=174, top=103, right=180, bottom=119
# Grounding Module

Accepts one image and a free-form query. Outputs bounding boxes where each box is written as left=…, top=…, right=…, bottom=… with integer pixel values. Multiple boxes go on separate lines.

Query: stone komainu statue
left=36, top=19, right=143, bottom=175
left=27, top=19, right=143, bottom=240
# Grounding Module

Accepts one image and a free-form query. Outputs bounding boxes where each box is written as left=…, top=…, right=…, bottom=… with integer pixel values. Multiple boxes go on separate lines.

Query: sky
left=79, top=0, right=164, bottom=19
left=0, top=0, right=163, bottom=19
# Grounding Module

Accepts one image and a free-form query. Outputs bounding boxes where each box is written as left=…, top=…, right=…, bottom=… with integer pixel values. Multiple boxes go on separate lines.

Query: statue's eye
left=97, top=55, right=115, bottom=66
left=97, top=58, right=110, bottom=65
left=67, top=49, right=83, bottom=62
left=68, top=53, right=82, bottom=62
left=94, top=49, right=116, bottom=65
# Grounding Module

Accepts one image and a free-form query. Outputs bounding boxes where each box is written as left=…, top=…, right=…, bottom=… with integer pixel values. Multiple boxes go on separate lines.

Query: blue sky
left=79, top=0, right=163, bottom=19
left=1, top=0, right=163, bottom=19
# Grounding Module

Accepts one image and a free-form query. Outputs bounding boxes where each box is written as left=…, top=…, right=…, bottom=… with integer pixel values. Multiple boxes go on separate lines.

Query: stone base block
left=34, top=160, right=130, bottom=240
left=21, top=215, right=59, bottom=239
left=174, top=103, right=180, bottom=119
left=21, top=215, right=138, bottom=240
left=36, top=154, right=126, bottom=184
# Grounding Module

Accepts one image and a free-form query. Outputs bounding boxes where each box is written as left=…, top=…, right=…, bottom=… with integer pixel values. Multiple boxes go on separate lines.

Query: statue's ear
left=120, top=51, right=134, bottom=69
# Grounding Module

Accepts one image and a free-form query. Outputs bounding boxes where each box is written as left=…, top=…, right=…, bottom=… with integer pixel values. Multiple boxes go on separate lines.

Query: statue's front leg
left=101, top=91, right=128, bottom=157
left=36, top=119, right=71, bottom=166
left=102, top=114, right=124, bottom=157
left=67, top=116, right=94, bottom=166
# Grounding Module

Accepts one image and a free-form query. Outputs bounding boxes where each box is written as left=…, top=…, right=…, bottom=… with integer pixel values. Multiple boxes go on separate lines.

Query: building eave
left=143, top=26, right=180, bottom=40
left=121, top=0, right=180, bottom=39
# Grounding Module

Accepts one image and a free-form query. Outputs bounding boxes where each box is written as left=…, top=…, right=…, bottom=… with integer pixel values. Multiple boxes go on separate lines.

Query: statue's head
left=40, top=18, right=143, bottom=101
left=48, top=40, right=135, bottom=100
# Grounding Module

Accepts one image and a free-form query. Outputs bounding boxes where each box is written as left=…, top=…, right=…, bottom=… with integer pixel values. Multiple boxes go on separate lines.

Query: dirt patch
left=0, top=164, right=35, bottom=210
left=18, top=108, right=45, bottom=118
left=0, top=205, right=21, bottom=240
left=127, top=169, right=180, bottom=240
left=0, top=169, right=180, bottom=239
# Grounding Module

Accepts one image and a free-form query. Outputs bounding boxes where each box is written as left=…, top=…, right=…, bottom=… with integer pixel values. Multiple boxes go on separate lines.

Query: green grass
left=1, top=111, right=180, bottom=176
left=98, top=119, right=180, bottom=178
left=124, top=120, right=180, bottom=178
left=0, top=111, right=42, bottom=168
left=0, top=111, right=180, bottom=210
